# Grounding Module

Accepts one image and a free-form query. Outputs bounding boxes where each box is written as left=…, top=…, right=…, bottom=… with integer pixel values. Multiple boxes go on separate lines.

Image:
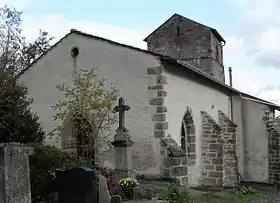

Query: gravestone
left=98, top=174, right=123, bottom=203
left=0, top=143, right=33, bottom=203
left=111, top=195, right=122, bottom=203
left=112, top=97, right=134, bottom=183
left=56, top=167, right=98, bottom=203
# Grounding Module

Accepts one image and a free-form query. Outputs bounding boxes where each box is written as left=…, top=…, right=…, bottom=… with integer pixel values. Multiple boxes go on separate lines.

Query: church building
left=17, top=13, right=280, bottom=187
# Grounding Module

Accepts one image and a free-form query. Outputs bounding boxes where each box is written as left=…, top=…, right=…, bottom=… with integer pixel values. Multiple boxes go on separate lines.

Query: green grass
left=155, top=183, right=267, bottom=203
left=139, top=180, right=271, bottom=203
left=194, top=192, right=265, bottom=203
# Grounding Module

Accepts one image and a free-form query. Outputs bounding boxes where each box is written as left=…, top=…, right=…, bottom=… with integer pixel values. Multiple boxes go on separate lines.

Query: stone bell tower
left=144, top=13, right=226, bottom=83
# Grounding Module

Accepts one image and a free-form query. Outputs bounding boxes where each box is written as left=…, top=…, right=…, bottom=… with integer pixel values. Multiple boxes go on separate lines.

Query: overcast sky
left=2, top=0, right=280, bottom=106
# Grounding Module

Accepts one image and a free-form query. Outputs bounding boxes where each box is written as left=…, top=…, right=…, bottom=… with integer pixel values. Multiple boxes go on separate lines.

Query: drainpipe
left=229, top=67, right=233, bottom=87
left=229, top=67, right=234, bottom=120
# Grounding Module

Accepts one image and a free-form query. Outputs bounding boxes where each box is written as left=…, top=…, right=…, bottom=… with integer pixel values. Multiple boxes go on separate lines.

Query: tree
left=52, top=68, right=119, bottom=160
left=0, top=68, right=45, bottom=143
left=0, top=5, right=53, bottom=143
left=0, top=5, right=53, bottom=74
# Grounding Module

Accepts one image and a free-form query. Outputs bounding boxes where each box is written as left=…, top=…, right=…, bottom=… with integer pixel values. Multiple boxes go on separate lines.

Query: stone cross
left=114, top=97, right=130, bottom=131
left=111, top=97, right=134, bottom=184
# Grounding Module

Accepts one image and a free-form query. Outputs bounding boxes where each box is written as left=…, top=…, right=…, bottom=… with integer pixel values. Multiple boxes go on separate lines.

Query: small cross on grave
left=114, top=97, right=131, bottom=132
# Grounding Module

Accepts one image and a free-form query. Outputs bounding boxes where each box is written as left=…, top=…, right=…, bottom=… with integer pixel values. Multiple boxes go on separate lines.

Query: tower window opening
left=176, top=26, right=180, bottom=36
left=215, top=45, right=219, bottom=62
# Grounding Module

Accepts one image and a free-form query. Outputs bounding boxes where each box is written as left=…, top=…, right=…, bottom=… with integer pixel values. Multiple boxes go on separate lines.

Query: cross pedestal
left=111, top=97, right=134, bottom=183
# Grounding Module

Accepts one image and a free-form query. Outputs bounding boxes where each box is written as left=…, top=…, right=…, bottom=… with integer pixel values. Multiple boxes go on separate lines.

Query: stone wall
left=263, top=110, right=280, bottom=184
left=182, top=106, right=196, bottom=166
left=0, top=143, right=33, bottom=203
left=146, top=65, right=168, bottom=139
left=200, top=111, right=223, bottom=186
left=200, top=110, right=238, bottom=187
left=145, top=14, right=225, bottom=83
left=182, top=57, right=224, bottom=82
left=160, top=135, right=188, bottom=186
left=218, top=110, right=238, bottom=187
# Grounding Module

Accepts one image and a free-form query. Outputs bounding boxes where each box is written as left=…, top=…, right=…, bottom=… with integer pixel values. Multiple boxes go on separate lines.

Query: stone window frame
left=61, top=112, right=93, bottom=157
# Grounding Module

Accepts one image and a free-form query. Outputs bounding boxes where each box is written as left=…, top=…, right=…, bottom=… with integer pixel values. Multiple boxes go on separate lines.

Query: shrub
left=161, top=184, right=194, bottom=203
left=29, top=145, right=77, bottom=202
left=0, top=69, right=45, bottom=144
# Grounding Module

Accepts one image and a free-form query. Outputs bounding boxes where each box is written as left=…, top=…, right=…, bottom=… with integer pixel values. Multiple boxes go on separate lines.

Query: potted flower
left=118, top=177, right=138, bottom=200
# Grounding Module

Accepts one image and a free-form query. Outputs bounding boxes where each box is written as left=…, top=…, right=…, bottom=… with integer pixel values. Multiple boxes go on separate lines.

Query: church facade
left=17, top=14, right=280, bottom=187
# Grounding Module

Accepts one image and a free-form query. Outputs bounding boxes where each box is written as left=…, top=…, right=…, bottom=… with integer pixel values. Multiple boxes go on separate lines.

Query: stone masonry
left=112, top=97, right=134, bottom=184
left=0, top=143, right=34, bottom=203
left=200, top=111, right=238, bottom=187
left=160, top=135, right=188, bottom=187
left=263, top=110, right=280, bottom=184
left=146, top=65, right=168, bottom=139
left=200, top=111, right=223, bottom=186
left=218, top=110, right=238, bottom=187
left=144, top=13, right=225, bottom=83
left=147, top=65, right=188, bottom=187
left=182, top=106, right=196, bottom=166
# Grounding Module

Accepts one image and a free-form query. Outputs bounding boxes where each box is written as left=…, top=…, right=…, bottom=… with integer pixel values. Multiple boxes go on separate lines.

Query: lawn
left=139, top=179, right=276, bottom=203
left=194, top=192, right=267, bottom=203
left=156, top=183, right=271, bottom=203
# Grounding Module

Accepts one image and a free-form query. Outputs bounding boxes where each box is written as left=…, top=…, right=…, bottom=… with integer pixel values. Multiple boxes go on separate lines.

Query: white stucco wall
left=232, top=96, right=245, bottom=178
left=242, top=99, right=269, bottom=183
left=163, top=65, right=230, bottom=186
left=18, top=33, right=163, bottom=174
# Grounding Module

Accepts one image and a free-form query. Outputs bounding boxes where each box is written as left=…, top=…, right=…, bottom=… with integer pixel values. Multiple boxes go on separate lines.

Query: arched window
left=73, top=113, right=93, bottom=159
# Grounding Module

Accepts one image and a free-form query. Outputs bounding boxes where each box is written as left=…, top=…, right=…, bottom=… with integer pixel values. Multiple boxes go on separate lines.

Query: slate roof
left=16, top=29, right=280, bottom=110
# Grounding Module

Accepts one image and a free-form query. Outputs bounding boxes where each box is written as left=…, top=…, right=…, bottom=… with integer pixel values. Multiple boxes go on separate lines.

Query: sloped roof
left=16, top=29, right=280, bottom=110
left=144, top=13, right=225, bottom=43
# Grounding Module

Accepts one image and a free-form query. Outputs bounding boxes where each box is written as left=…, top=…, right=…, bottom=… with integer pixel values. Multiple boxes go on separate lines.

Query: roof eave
left=241, top=96, right=280, bottom=110
left=211, top=28, right=226, bottom=43
left=143, top=13, right=177, bottom=42
left=161, top=57, right=240, bottom=95
left=241, top=93, right=280, bottom=110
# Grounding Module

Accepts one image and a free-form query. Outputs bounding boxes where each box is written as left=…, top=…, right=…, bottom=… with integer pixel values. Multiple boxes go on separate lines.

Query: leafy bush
left=29, top=145, right=77, bottom=202
left=0, top=69, right=45, bottom=144
left=161, top=184, right=194, bottom=203
left=241, top=186, right=257, bottom=195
